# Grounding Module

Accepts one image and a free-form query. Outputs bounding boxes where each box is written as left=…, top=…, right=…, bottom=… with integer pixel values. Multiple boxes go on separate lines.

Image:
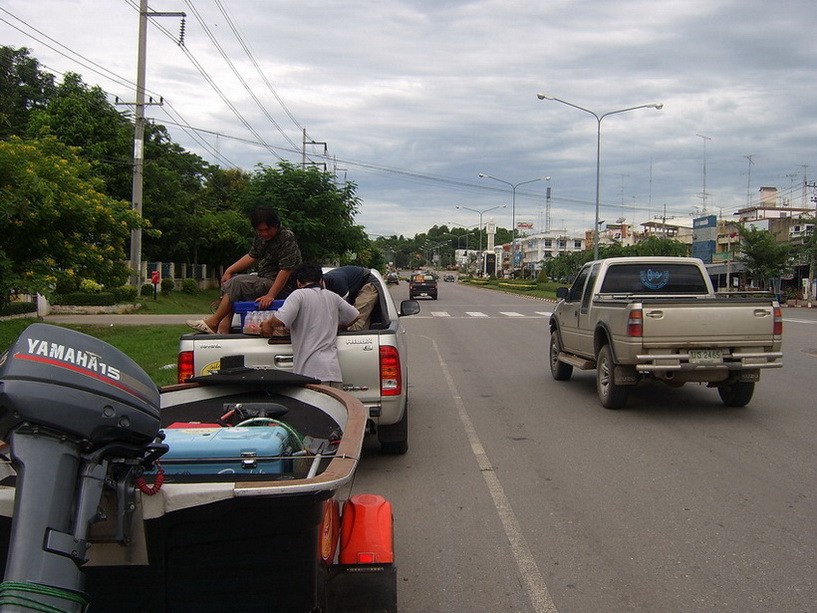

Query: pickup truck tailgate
left=641, top=300, right=778, bottom=346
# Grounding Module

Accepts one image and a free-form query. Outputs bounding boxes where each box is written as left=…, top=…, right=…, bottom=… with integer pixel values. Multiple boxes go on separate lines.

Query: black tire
left=596, top=344, right=628, bottom=409
left=718, top=381, right=755, bottom=407
left=549, top=330, right=573, bottom=381
left=378, top=406, right=408, bottom=454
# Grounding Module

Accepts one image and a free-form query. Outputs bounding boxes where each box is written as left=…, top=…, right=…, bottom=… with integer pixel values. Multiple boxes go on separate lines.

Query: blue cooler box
left=234, top=300, right=285, bottom=328
left=159, top=426, right=292, bottom=476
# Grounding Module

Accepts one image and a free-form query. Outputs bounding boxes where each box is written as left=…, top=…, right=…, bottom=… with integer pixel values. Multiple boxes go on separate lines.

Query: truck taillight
left=177, top=351, right=194, bottom=383
left=773, top=307, right=783, bottom=335
left=627, top=309, right=643, bottom=337
left=380, top=346, right=401, bottom=397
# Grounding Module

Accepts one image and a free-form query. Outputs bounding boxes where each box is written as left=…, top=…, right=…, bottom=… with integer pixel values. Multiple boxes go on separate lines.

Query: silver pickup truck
left=549, top=257, right=783, bottom=409
left=177, top=269, right=420, bottom=453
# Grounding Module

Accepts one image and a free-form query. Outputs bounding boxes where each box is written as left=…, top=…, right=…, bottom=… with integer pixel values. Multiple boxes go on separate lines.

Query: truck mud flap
left=325, top=564, right=397, bottom=613
left=613, top=364, right=639, bottom=385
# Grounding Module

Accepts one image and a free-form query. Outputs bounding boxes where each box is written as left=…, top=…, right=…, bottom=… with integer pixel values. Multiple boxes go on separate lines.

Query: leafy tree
left=738, top=226, right=791, bottom=290
left=0, top=46, right=56, bottom=139
left=26, top=72, right=133, bottom=199
left=626, top=235, right=689, bottom=257
left=0, top=136, right=142, bottom=299
left=240, top=162, right=368, bottom=264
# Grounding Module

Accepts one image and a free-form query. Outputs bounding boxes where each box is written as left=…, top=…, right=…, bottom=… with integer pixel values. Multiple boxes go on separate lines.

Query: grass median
left=0, top=289, right=221, bottom=387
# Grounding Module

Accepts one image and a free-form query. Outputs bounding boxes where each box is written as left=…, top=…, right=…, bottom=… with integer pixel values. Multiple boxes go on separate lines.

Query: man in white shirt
left=260, top=264, right=360, bottom=384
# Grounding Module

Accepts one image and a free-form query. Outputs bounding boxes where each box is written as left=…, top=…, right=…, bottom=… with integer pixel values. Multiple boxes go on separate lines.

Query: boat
left=0, top=324, right=397, bottom=612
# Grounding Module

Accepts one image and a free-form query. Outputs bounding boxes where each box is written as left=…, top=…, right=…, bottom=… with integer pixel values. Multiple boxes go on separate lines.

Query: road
left=351, top=280, right=817, bottom=613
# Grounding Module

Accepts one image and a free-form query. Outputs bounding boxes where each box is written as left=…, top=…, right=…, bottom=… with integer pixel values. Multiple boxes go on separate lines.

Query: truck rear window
left=599, top=264, right=708, bottom=294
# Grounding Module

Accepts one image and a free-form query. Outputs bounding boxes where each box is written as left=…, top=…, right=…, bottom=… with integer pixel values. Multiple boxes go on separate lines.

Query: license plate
left=688, top=349, right=722, bottom=364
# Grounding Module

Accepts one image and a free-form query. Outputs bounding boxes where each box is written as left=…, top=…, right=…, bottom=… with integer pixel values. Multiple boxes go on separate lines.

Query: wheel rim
left=598, top=354, right=611, bottom=397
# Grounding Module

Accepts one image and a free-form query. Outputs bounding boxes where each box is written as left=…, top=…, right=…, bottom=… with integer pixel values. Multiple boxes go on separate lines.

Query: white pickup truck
left=549, top=257, right=783, bottom=409
left=177, top=269, right=420, bottom=453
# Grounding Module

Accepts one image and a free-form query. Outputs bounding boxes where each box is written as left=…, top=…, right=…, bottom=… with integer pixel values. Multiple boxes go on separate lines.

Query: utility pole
left=124, top=0, right=185, bottom=287
left=302, top=128, right=327, bottom=168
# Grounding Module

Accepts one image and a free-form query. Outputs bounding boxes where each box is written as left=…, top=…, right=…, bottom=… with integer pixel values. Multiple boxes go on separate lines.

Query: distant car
left=386, top=272, right=399, bottom=284
left=409, top=273, right=438, bottom=300
left=443, top=274, right=455, bottom=282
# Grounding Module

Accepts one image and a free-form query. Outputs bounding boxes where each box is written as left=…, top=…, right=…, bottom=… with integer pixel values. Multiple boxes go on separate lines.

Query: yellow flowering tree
left=0, top=135, right=142, bottom=304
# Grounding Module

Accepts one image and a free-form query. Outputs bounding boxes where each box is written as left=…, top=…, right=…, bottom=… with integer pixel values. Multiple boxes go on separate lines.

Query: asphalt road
left=349, top=280, right=817, bottom=613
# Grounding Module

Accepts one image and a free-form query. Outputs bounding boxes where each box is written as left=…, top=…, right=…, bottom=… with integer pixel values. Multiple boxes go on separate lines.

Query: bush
left=53, top=292, right=116, bottom=306
left=141, top=283, right=155, bottom=297
left=182, top=278, right=199, bottom=295
left=0, top=301, right=37, bottom=316
left=79, top=279, right=104, bottom=293
left=114, top=285, right=139, bottom=302
left=161, top=278, right=175, bottom=296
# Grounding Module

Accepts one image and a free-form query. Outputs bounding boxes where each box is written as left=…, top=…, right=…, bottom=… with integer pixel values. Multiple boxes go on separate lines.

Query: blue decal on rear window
left=640, top=269, right=669, bottom=290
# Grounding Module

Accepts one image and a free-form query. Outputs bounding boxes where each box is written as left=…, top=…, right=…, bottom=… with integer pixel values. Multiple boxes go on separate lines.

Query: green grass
left=135, top=287, right=222, bottom=314
left=0, top=289, right=221, bottom=387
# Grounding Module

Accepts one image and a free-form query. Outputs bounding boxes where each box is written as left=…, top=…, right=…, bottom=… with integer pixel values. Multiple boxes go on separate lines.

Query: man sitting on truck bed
left=260, top=264, right=360, bottom=384
left=187, top=206, right=302, bottom=334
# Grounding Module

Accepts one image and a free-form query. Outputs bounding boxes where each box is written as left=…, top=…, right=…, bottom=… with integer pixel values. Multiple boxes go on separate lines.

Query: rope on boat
left=0, top=581, right=88, bottom=612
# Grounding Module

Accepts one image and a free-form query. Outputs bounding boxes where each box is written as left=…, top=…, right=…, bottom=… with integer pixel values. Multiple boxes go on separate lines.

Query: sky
left=2, top=0, right=816, bottom=241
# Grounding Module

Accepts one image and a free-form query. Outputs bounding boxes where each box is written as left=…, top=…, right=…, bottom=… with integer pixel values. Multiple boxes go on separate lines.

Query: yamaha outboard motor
left=0, top=324, right=162, bottom=612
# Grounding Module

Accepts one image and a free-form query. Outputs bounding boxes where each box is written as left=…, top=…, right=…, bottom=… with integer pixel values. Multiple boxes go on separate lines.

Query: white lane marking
left=466, top=311, right=489, bottom=317
left=431, top=311, right=451, bottom=317
left=536, top=311, right=553, bottom=317
left=500, top=311, right=525, bottom=317
left=428, top=337, right=559, bottom=613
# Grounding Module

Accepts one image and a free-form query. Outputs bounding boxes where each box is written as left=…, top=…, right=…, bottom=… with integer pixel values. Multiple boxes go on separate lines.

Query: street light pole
left=455, top=204, right=506, bottom=254
left=537, top=94, right=663, bottom=259
left=478, top=173, right=550, bottom=271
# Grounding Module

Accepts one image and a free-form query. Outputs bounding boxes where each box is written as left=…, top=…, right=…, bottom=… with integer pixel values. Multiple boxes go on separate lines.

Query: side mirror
left=400, top=300, right=421, bottom=316
left=556, top=287, right=569, bottom=300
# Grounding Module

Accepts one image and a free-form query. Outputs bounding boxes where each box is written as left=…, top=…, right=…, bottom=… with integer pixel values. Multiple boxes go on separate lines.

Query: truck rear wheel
left=378, top=407, right=408, bottom=454
left=718, top=381, right=755, bottom=407
left=549, top=330, right=573, bottom=381
left=596, top=344, right=628, bottom=409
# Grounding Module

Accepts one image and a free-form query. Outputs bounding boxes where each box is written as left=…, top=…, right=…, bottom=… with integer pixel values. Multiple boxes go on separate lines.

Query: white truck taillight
left=773, top=307, right=783, bottom=335
left=379, top=346, right=401, bottom=396
left=627, top=309, right=643, bottom=337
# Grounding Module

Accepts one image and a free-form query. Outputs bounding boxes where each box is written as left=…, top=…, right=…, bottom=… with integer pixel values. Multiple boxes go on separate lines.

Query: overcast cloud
left=2, top=0, right=816, bottom=239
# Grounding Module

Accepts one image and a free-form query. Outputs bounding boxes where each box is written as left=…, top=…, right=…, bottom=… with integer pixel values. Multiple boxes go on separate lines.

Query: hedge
left=52, top=292, right=116, bottom=306
left=0, top=301, right=37, bottom=316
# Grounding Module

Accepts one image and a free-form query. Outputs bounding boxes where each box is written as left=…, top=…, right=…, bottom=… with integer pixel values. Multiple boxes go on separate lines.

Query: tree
left=240, top=162, right=368, bottom=264
left=0, top=46, right=56, bottom=139
left=26, top=72, right=133, bottom=200
left=0, top=136, right=142, bottom=299
left=738, top=226, right=791, bottom=290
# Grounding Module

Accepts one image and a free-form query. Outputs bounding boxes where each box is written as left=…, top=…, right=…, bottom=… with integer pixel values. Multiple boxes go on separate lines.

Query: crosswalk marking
left=535, top=311, right=553, bottom=317
left=466, top=311, right=489, bottom=317
left=500, top=311, right=525, bottom=317
left=430, top=312, right=451, bottom=317
left=422, top=311, right=552, bottom=319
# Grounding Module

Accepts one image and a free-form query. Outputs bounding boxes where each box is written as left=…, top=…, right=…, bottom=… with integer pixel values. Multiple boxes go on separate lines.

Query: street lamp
left=448, top=222, right=480, bottom=251
left=478, top=173, right=550, bottom=270
left=455, top=204, right=506, bottom=254
left=537, top=93, right=663, bottom=259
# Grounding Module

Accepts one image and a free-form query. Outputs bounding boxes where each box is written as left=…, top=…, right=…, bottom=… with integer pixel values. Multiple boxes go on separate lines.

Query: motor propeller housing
left=0, top=323, right=161, bottom=449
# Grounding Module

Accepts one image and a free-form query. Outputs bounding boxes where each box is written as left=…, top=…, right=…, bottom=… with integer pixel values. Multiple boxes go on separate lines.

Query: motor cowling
left=0, top=323, right=160, bottom=450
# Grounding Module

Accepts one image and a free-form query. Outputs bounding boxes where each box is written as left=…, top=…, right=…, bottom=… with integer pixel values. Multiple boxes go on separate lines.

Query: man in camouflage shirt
left=186, top=207, right=302, bottom=334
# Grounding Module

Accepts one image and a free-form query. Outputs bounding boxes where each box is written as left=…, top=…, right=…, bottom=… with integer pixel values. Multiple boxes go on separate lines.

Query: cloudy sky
left=3, top=0, right=816, bottom=240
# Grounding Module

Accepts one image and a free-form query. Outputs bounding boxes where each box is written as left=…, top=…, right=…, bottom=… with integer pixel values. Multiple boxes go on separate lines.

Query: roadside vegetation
left=0, top=289, right=220, bottom=387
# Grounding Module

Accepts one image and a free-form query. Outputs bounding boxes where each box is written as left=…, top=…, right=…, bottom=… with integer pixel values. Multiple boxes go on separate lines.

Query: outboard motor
left=0, top=324, right=162, bottom=612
